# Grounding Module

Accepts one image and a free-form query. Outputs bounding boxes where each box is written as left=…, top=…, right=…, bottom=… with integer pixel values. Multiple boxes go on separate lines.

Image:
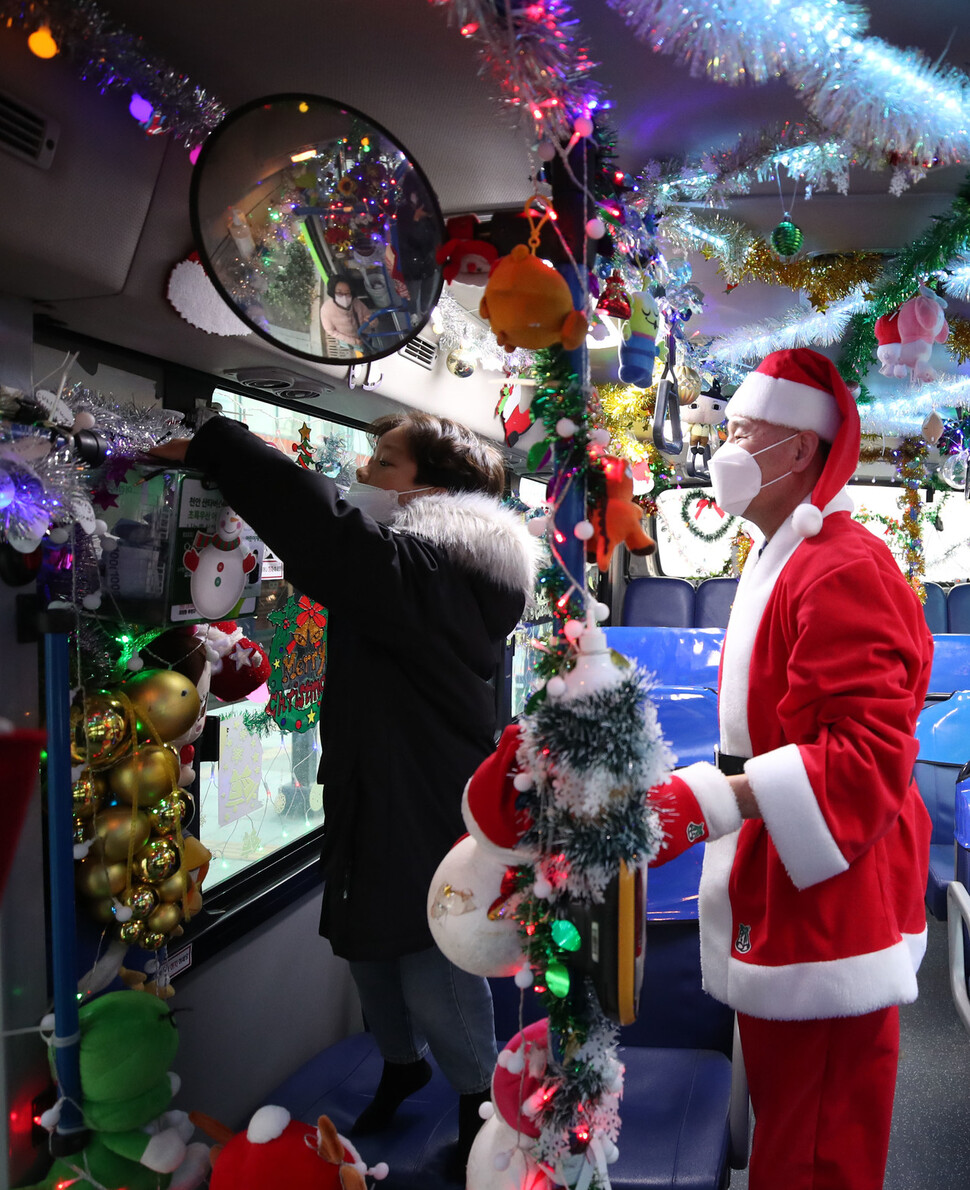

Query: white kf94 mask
left=707, top=433, right=799, bottom=517
left=342, top=481, right=432, bottom=522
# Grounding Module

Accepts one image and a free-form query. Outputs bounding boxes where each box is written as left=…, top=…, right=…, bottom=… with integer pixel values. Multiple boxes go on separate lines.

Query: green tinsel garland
left=680, top=491, right=735, bottom=541
left=838, top=173, right=970, bottom=396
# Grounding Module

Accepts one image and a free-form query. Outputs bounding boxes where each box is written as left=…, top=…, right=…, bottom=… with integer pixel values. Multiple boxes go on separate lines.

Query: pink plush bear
left=874, top=286, right=949, bottom=383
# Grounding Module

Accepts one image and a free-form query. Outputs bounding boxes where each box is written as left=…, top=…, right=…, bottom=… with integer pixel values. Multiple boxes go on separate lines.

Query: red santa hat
left=727, top=348, right=860, bottom=538
left=461, top=725, right=536, bottom=861
left=491, top=1018, right=551, bottom=1139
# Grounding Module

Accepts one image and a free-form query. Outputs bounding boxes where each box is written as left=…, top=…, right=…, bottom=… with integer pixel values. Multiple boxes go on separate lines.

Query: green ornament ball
left=771, top=217, right=803, bottom=258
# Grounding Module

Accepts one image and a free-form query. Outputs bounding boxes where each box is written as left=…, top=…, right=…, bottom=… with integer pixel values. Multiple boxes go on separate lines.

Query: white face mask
left=708, top=433, right=799, bottom=517
left=342, top=481, right=433, bottom=521
left=334, top=294, right=352, bottom=309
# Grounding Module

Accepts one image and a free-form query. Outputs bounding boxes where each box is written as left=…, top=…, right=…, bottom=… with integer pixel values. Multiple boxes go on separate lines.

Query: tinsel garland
left=434, top=292, right=533, bottom=373
left=709, top=287, right=871, bottom=364
left=428, top=0, right=601, bottom=142
left=0, top=0, right=225, bottom=145
left=947, top=318, right=970, bottom=366
left=510, top=664, right=670, bottom=1171
left=609, top=0, right=970, bottom=171
left=894, top=437, right=928, bottom=600
left=736, top=241, right=884, bottom=309
left=838, top=176, right=970, bottom=394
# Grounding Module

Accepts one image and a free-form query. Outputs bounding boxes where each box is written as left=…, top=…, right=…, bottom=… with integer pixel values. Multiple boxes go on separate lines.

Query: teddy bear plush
left=480, top=245, right=587, bottom=352
left=24, top=991, right=208, bottom=1190
left=586, top=455, right=655, bottom=572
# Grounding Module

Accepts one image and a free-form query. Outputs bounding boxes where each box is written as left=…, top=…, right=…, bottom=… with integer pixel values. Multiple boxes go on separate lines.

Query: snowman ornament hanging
left=182, top=506, right=257, bottom=620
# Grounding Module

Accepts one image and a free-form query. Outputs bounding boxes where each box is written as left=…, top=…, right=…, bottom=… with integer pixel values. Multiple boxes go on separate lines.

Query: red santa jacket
left=651, top=493, right=934, bottom=1020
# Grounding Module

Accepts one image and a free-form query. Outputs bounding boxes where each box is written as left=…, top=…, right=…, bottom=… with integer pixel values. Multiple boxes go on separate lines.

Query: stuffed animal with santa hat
left=436, top=214, right=499, bottom=286
left=874, top=285, right=949, bottom=383
left=196, top=1105, right=388, bottom=1190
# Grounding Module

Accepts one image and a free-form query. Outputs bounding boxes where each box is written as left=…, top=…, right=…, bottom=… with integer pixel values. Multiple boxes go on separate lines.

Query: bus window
left=653, top=487, right=743, bottom=579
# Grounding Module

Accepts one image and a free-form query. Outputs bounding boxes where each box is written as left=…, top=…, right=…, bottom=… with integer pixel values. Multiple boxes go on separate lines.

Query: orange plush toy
left=586, top=455, right=655, bottom=572
left=479, top=198, right=587, bottom=351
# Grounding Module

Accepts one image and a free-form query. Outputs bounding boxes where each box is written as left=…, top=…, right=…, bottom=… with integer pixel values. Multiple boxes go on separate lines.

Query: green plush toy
left=21, top=990, right=209, bottom=1190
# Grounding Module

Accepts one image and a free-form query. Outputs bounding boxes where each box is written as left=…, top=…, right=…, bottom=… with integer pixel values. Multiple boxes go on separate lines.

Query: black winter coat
left=185, top=417, right=539, bottom=960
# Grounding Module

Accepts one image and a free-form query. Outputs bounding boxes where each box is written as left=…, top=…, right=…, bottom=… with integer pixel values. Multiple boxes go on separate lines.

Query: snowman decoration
left=182, top=506, right=257, bottom=620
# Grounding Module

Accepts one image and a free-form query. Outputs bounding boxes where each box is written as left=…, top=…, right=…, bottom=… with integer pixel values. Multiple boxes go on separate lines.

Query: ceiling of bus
left=2, top=0, right=970, bottom=431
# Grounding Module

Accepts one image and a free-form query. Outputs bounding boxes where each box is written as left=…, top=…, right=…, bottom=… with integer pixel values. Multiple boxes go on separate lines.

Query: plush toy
left=204, top=620, right=272, bottom=703
left=200, top=1104, right=387, bottom=1190
left=586, top=455, right=655, bottom=572
left=480, top=244, right=587, bottom=352
left=680, top=381, right=729, bottom=475
left=25, top=991, right=208, bottom=1190
left=617, top=290, right=660, bottom=386
left=874, top=286, right=949, bottom=383
left=436, top=214, right=499, bottom=286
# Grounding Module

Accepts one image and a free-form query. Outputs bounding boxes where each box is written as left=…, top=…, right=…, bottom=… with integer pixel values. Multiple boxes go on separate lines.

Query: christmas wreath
left=680, top=491, right=736, bottom=541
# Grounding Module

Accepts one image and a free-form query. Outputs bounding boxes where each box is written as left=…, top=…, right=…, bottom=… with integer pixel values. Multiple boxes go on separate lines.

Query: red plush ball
left=207, top=621, right=271, bottom=702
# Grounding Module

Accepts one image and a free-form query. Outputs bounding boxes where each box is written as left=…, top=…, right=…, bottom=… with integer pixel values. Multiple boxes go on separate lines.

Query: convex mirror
left=190, top=94, right=445, bottom=364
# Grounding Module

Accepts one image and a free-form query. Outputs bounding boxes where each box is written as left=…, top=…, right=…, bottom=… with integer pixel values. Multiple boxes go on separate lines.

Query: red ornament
left=595, top=272, right=631, bottom=320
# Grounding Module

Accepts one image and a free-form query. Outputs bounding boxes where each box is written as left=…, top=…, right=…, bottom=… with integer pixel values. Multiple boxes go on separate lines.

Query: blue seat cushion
left=265, top=1032, right=732, bottom=1190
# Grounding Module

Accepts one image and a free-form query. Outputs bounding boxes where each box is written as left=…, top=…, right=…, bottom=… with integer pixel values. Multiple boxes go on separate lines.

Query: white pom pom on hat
left=730, top=349, right=861, bottom=539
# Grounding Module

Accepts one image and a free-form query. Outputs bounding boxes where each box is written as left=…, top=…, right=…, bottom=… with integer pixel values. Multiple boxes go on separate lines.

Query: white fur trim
left=460, top=783, right=539, bottom=863
left=729, top=372, right=841, bottom=442
left=722, top=937, right=921, bottom=1019
left=675, top=761, right=742, bottom=839
left=394, top=491, right=542, bottom=601
left=697, top=833, right=740, bottom=1004
left=744, top=745, right=848, bottom=888
left=247, top=1104, right=291, bottom=1143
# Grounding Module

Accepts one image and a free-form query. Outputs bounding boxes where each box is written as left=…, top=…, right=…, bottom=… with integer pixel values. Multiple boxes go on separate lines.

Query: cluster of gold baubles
left=71, top=668, right=208, bottom=951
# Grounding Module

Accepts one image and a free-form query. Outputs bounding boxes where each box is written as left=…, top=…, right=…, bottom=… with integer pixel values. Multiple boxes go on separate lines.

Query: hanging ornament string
left=771, top=167, right=804, bottom=259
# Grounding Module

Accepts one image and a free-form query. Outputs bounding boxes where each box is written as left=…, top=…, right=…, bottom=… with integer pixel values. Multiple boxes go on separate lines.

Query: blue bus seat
left=605, top=627, right=724, bottom=689
left=949, top=584, right=970, bottom=633
left=927, top=637, right=970, bottom=697
left=922, top=582, right=947, bottom=633
left=622, top=577, right=695, bottom=628
left=694, top=578, right=738, bottom=628
left=914, top=759, right=959, bottom=920
left=265, top=918, right=747, bottom=1189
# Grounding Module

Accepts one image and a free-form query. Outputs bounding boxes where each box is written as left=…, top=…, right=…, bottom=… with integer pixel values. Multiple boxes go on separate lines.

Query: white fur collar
left=392, top=490, right=542, bottom=599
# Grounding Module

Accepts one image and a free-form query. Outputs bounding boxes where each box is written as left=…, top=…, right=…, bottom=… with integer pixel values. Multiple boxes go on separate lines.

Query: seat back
left=694, top=578, right=738, bottom=628
left=621, top=577, right=695, bottom=627
left=923, top=581, right=947, bottom=633
left=914, top=758, right=959, bottom=845
left=949, top=584, right=970, bottom=633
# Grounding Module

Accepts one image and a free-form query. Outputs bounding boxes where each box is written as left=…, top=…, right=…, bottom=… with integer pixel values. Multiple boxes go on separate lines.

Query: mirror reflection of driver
left=320, top=274, right=371, bottom=352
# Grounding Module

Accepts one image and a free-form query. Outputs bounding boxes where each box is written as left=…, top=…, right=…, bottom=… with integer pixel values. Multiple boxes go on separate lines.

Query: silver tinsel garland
left=709, top=287, right=871, bottom=363
left=0, top=0, right=225, bottom=145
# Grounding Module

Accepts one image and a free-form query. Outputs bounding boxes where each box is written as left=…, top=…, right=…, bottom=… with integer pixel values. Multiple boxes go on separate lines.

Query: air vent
left=399, top=336, right=438, bottom=371
left=0, top=90, right=59, bottom=169
left=222, top=366, right=335, bottom=401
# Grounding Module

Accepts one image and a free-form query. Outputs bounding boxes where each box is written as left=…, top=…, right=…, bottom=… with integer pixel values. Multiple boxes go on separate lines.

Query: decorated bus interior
left=2, top=2, right=970, bottom=1189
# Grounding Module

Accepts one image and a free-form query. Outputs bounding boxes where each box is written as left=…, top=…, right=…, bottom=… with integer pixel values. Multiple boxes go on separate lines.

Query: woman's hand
left=146, top=438, right=192, bottom=463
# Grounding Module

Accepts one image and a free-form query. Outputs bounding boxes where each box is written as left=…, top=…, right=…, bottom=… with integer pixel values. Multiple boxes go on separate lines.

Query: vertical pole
left=43, top=632, right=85, bottom=1144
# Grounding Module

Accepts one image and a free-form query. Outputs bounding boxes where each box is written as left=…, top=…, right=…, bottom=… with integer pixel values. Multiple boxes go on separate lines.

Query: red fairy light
left=460, top=21, right=479, bottom=36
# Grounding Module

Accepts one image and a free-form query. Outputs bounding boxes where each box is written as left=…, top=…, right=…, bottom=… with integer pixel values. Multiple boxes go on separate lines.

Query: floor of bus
left=728, top=915, right=970, bottom=1189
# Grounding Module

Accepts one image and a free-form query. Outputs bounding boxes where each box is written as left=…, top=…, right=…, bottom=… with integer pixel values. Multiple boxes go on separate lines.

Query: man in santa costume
left=651, top=347, right=933, bottom=1189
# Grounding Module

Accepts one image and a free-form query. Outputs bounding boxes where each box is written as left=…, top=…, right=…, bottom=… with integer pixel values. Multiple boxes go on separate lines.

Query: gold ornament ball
left=116, top=919, right=145, bottom=946
left=135, top=838, right=180, bottom=884
left=154, top=868, right=189, bottom=904
left=89, top=897, right=119, bottom=925
left=76, top=858, right=128, bottom=899
left=93, top=807, right=152, bottom=863
left=123, top=669, right=201, bottom=744
left=108, top=745, right=180, bottom=806
left=72, top=771, right=107, bottom=820
left=139, top=930, right=168, bottom=951
left=149, top=792, right=188, bottom=836
left=146, top=902, right=182, bottom=935
left=70, top=693, right=132, bottom=769
left=120, top=884, right=158, bottom=921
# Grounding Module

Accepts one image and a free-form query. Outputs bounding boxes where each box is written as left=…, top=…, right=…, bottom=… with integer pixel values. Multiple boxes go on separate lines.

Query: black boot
left=448, top=1088, right=491, bottom=1179
left=350, top=1057, right=433, bottom=1135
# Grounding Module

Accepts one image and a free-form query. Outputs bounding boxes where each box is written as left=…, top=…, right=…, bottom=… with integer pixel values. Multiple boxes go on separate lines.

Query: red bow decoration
left=295, top=596, right=327, bottom=629
left=695, top=498, right=725, bottom=520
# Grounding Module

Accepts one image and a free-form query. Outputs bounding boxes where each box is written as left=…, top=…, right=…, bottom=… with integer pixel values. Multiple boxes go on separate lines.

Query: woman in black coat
left=151, top=410, right=539, bottom=1162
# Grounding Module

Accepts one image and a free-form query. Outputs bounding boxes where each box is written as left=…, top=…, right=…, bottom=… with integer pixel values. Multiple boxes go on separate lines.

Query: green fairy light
left=545, top=960, right=570, bottom=999
left=551, top=919, right=582, bottom=952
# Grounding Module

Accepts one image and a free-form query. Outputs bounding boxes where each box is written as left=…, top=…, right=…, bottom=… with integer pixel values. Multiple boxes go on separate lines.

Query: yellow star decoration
left=307, top=708, right=316, bottom=723
left=273, top=658, right=280, bottom=669
left=298, top=423, right=312, bottom=445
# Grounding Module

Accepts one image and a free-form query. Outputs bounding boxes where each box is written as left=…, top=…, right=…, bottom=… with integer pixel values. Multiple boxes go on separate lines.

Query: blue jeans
left=348, top=946, right=497, bottom=1095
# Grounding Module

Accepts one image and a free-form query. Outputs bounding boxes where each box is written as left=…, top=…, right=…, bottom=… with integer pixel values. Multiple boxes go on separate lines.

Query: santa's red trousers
left=738, top=1006, right=899, bottom=1190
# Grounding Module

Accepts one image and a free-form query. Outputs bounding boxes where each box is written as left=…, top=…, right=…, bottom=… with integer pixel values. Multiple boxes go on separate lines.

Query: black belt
left=715, top=750, right=749, bottom=776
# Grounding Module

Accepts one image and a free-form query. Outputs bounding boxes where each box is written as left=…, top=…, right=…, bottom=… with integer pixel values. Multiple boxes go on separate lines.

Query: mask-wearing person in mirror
left=393, top=172, right=439, bottom=315
left=642, top=349, right=933, bottom=1190
left=148, top=411, right=541, bottom=1174
left=320, top=274, right=371, bottom=353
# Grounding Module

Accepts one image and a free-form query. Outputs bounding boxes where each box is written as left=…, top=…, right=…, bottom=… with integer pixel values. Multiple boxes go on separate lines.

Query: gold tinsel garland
left=947, top=317, right=970, bottom=366
left=731, top=242, right=884, bottom=311
left=895, top=437, right=927, bottom=602
left=597, top=382, right=676, bottom=487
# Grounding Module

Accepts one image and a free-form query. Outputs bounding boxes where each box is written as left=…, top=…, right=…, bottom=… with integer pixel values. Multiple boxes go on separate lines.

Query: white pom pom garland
left=573, top=520, right=595, bottom=541
left=556, top=417, right=578, bottom=438
left=514, top=965, right=534, bottom=989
